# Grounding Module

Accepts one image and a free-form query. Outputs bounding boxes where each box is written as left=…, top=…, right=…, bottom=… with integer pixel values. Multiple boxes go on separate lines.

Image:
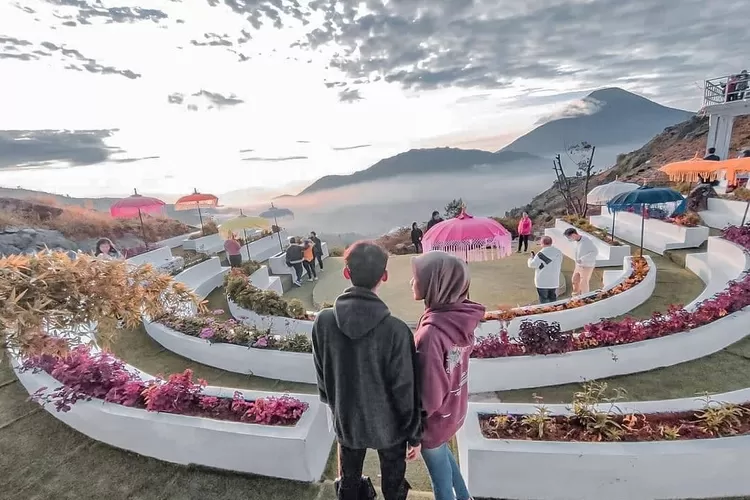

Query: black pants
left=303, top=259, right=317, bottom=279
left=537, top=287, right=557, bottom=304
left=291, top=262, right=304, bottom=282
left=228, top=254, right=242, bottom=268
left=339, top=441, right=407, bottom=500
left=518, top=234, right=529, bottom=252
left=315, top=251, right=324, bottom=269
left=413, top=241, right=423, bottom=253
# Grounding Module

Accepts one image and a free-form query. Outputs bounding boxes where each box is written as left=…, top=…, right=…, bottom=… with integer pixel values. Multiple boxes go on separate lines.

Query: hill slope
left=502, top=88, right=695, bottom=155
left=507, top=114, right=750, bottom=226
left=297, top=148, right=543, bottom=196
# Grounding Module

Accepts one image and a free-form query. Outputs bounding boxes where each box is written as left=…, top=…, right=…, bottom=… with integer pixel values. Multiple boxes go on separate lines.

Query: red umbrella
left=110, top=189, right=166, bottom=248
left=174, top=188, right=219, bottom=235
left=423, top=206, right=513, bottom=262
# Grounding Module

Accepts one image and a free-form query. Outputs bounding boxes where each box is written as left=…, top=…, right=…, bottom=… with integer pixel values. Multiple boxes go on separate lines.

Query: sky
left=0, top=0, right=747, bottom=200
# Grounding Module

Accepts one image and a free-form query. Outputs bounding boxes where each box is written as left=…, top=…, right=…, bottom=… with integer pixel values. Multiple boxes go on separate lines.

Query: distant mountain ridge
left=501, top=87, right=695, bottom=154
left=297, top=148, right=543, bottom=196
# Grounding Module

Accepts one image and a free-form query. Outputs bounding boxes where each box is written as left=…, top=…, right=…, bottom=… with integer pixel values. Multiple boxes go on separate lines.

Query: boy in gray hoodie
left=312, top=241, right=421, bottom=500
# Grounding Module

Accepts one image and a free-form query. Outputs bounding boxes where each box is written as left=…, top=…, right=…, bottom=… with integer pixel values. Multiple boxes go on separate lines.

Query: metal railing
left=703, top=74, right=750, bottom=107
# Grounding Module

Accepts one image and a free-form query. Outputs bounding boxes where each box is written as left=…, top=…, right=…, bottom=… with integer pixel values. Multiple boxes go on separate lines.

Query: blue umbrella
left=607, top=186, right=686, bottom=255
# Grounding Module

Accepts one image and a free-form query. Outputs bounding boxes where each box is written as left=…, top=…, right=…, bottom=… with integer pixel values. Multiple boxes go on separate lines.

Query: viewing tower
left=701, top=74, right=750, bottom=159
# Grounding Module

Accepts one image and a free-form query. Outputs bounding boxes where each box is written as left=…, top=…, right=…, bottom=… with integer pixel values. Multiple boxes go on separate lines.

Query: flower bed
left=483, top=256, right=650, bottom=323
left=665, top=211, right=702, bottom=227
left=459, top=382, right=750, bottom=499
left=20, top=345, right=308, bottom=425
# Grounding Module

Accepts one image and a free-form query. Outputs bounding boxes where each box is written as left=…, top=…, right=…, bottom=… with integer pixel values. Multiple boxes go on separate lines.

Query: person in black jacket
left=426, top=211, right=443, bottom=232
left=310, top=231, right=324, bottom=270
left=312, top=241, right=421, bottom=500
left=410, top=222, right=423, bottom=253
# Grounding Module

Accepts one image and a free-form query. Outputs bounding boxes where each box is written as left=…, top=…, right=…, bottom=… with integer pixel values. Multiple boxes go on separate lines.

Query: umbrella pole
left=611, top=209, right=617, bottom=243
left=742, top=201, right=749, bottom=227
left=138, top=208, right=148, bottom=250
left=639, top=206, right=645, bottom=256
left=243, top=228, right=251, bottom=261
left=198, top=206, right=205, bottom=235
left=274, top=215, right=283, bottom=252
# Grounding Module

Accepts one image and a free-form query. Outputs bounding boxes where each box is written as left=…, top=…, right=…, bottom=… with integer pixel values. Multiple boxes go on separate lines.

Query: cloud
left=167, top=93, right=184, bottom=104
left=190, top=33, right=233, bottom=47
left=242, top=156, right=309, bottom=162
left=332, top=144, right=371, bottom=151
left=0, top=36, right=140, bottom=79
left=338, top=88, right=363, bottom=102
left=535, top=96, right=604, bottom=125
left=0, top=129, right=121, bottom=169
left=192, top=90, right=244, bottom=107
left=239, top=148, right=255, bottom=153
left=32, top=1, right=168, bottom=24
left=290, top=0, right=749, bottom=100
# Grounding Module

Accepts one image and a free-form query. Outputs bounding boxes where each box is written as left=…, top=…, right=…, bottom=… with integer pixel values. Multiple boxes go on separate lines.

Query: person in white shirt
left=527, top=236, right=563, bottom=303
left=563, top=228, right=597, bottom=295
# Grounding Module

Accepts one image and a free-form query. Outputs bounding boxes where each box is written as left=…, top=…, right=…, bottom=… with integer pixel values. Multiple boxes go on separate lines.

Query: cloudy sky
left=0, top=0, right=746, bottom=199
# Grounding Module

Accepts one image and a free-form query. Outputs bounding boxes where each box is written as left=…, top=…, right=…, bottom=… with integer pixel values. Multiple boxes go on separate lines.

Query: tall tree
left=444, top=198, right=464, bottom=219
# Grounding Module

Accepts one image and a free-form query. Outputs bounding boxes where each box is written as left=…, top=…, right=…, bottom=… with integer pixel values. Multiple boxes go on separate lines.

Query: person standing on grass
left=302, top=238, right=318, bottom=282
left=223, top=233, right=243, bottom=268
left=409, top=251, right=484, bottom=500
left=310, top=231, right=324, bottom=271
left=285, top=237, right=305, bottom=287
left=563, top=227, right=597, bottom=295
left=527, top=236, right=563, bottom=304
left=517, top=212, right=533, bottom=253
left=411, top=222, right=424, bottom=254
left=312, top=241, right=421, bottom=500
left=426, top=211, right=444, bottom=231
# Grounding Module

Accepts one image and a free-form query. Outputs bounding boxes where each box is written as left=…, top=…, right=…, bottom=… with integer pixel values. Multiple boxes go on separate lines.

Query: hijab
left=411, top=251, right=470, bottom=309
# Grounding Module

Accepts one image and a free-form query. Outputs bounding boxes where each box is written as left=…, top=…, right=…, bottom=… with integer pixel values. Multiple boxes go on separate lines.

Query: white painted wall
left=240, top=231, right=289, bottom=263
left=699, top=198, right=750, bottom=229
left=153, top=231, right=198, bottom=249
left=544, top=219, right=632, bottom=267
left=173, top=257, right=229, bottom=300
left=227, top=298, right=315, bottom=336
left=181, top=233, right=224, bottom=254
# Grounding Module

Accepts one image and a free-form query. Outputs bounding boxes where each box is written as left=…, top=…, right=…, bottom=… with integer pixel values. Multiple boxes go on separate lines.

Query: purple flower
left=252, top=336, right=269, bottom=348
left=199, top=327, right=215, bottom=339
left=211, top=309, right=225, bottom=316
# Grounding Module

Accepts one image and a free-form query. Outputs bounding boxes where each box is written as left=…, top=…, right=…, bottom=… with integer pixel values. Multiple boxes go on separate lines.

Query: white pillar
left=706, top=114, right=735, bottom=160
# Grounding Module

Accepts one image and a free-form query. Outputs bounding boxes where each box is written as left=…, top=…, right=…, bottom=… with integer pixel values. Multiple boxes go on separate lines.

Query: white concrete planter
left=469, top=307, right=750, bottom=393
left=126, top=246, right=185, bottom=275
left=591, top=208, right=710, bottom=255
left=545, top=219, right=632, bottom=267
left=227, top=298, right=315, bottom=336
left=459, top=391, right=750, bottom=500
left=11, top=357, right=333, bottom=482
left=143, top=320, right=316, bottom=383
left=173, top=257, right=229, bottom=301
left=181, top=233, right=224, bottom=254
left=248, top=265, right=284, bottom=295
left=240, top=231, right=289, bottom=263
left=699, top=197, right=749, bottom=229
left=476, top=256, right=656, bottom=338
left=154, top=231, right=199, bottom=249
left=685, top=236, right=750, bottom=309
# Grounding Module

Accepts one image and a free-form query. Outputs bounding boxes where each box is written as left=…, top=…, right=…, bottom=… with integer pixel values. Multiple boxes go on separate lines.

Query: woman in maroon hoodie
left=408, top=251, right=485, bottom=500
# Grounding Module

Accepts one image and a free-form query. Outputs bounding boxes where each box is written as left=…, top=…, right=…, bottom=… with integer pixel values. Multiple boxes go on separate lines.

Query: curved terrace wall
left=227, top=298, right=314, bottom=336
left=477, top=256, right=656, bottom=338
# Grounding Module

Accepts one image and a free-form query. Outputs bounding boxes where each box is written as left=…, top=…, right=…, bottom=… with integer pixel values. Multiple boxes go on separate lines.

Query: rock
left=3, top=227, right=19, bottom=234
left=0, top=227, right=78, bottom=255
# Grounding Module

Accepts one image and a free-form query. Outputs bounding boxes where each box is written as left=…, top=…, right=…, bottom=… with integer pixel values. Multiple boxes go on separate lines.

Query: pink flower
left=211, top=309, right=225, bottom=315
left=252, top=336, right=269, bottom=348
left=199, top=327, right=215, bottom=339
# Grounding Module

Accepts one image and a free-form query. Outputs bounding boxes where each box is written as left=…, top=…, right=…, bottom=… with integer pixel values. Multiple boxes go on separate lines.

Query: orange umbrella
left=716, top=157, right=750, bottom=185
left=659, top=155, right=724, bottom=182
left=174, top=188, right=219, bottom=235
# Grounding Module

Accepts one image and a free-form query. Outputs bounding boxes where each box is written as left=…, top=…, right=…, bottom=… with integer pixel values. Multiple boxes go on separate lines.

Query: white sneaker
left=292, top=281, right=301, bottom=287
left=308, top=278, right=314, bottom=282
left=314, top=277, right=319, bottom=281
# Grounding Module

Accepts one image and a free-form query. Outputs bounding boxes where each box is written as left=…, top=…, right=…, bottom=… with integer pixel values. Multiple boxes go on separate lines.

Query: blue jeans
left=421, top=443, right=471, bottom=500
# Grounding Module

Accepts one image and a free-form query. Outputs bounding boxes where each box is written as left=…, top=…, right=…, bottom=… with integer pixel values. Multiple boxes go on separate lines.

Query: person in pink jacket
left=517, top=211, right=533, bottom=253
left=408, top=251, right=485, bottom=500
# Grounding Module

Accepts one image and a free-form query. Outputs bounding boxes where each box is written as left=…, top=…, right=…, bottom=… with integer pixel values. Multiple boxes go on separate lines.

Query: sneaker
left=314, top=277, right=319, bottom=281
left=308, top=278, right=314, bottom=282
left=292, top=281, right=301, bottom=287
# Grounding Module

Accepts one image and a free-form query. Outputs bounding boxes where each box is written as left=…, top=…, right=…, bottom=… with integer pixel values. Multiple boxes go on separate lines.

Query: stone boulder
left=0, top=226, right=78, bottom=256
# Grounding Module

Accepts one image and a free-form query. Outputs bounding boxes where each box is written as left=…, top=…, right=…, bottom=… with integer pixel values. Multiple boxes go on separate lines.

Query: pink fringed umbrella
left=423, top=207, right=512, bottom=262
left=110, top=189, right=166, bottom=249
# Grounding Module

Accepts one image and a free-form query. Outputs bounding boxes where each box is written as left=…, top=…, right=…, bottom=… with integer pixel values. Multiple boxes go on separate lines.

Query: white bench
left=173, top=257, right=229, bottom=300
left=590, top=208, right=709, bottom=255
left=126, top=246, right=184, bottom=275
left=153, top=231, right=199, bottom=249
left=685, top=236, right=750, bottom=310
left=247, top=265, right=283, bottom=295
left=544, top=219, right=632, bottom=267
left=240, top=230, right=289, bottom=262
left=181, top=233, right=224, bottom=254
left=699, top=198, right=749, bottom=229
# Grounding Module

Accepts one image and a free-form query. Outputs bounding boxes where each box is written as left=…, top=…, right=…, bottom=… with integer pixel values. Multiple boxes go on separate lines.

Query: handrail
left=703, top=74, right=750, bottom=106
